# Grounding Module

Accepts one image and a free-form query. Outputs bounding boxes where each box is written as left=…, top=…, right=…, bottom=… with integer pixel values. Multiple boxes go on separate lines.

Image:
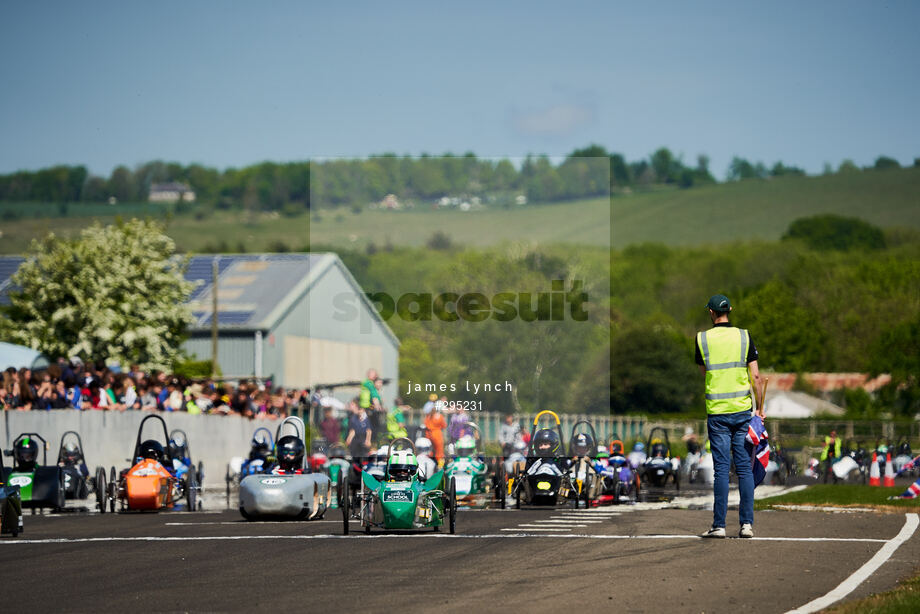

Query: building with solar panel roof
left=0, top=253, right=399, bottom=401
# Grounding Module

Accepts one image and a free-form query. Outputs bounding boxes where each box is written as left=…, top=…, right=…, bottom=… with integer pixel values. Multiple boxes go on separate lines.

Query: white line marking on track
left=164, top=521, right=337, bottom=525
left=500, top=527, right=575, bottom=531
left=548, top=518, right=603, bottom=522
left=518, top=519, right=603, bottom=527
left=0, top=533, right=893, bottom=544
left=786, top=513, right=919, bottom=614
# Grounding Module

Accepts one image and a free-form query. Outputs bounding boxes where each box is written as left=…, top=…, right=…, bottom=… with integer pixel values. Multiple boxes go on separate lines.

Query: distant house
left=149, top=182, right=196, bottom=203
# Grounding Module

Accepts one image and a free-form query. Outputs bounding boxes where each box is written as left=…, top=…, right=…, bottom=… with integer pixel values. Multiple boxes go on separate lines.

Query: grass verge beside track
left=826, top=569, right=920, bottom=613
left=755, top=484, right=920, bottom=511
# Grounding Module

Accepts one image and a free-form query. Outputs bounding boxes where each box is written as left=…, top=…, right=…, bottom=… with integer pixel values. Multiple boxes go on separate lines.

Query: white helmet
left=415, top=437, right=432, bottom=456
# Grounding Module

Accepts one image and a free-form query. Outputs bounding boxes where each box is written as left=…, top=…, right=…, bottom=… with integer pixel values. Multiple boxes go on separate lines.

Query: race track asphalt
left=2, top=498, right=919, bottom=613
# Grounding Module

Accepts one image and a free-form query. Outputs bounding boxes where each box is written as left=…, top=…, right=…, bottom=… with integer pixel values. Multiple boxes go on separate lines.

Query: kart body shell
left=57, top=431, right=96, bottom=500
left=343, top=438, right=456, bottom=534
left=444, top=422, right=505, bottom=508
left=238, top=417, right=329, bottom=520
left=111, top=415, right=199, bottom=512
left=3, top=433, right=65, bottom=512
left=511, top=411, right=575, bottom=507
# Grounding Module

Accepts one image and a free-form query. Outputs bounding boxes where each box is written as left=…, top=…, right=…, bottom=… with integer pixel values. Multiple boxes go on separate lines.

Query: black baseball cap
left=706, top=294, right=732, bottom=313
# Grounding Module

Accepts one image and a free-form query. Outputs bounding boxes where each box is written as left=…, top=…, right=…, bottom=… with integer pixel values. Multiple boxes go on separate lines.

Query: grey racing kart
left=238, top=416, right=331, bottom=520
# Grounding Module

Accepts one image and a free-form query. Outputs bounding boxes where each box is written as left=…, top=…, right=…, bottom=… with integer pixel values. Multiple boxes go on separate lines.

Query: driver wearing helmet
left=167, top=436, right=191, bottom=475
left=387, top=449, right=419, bottom=482
left=533, top=429, right=561, bottom=458
left=650, top=440, right=667, bottom=459
left=570, top=433, right=595, bottom=458
left=59, top=442, right=89, bottom=479
left=272, top=435, right=306, bottom=475
left=455, top=435, right=478, bottom=459
left=139, top=439, right=165, bottom=463
left=628, top=442, right=647, bottom=469
left=525, top=429, right=565, bottom=473
left=415, top=437, right=437, bottom=480
left=14, top=437, right=40, bottom=471
left=128, top=439, right=173, bottom=479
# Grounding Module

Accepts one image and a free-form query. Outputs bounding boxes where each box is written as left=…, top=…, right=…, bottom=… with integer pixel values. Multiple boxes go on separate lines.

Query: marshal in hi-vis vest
left=697, top=326, right=753, bottom=415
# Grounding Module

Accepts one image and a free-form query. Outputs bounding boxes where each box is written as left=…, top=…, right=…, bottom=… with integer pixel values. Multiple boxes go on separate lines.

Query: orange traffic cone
left=869, top=451, right=880, bottom=486
left=883, top=452, right=895, bottom=487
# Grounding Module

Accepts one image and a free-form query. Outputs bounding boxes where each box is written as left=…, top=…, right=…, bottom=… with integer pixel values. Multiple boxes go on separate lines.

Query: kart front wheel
left=95, top=467, right=107, bottom=514
left=109, top=467, right=117, bottom=513
left=186, top=466, right=198, bottom=511
left=341, top=479, right=350, bottom=535
left=449, top=476, right=457, bottom=535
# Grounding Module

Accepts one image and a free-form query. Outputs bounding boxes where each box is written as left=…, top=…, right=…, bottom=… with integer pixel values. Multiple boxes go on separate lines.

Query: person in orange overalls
left=424, top=404, right=447, bottom=464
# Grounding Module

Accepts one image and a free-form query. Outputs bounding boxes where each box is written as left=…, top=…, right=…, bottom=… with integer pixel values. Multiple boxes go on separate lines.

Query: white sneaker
left=701, top=526, right=726, bottom=538
left=739, top=523, right=754, bottom=538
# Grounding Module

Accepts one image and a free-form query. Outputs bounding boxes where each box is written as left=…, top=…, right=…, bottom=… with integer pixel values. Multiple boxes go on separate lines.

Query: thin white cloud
left=511, top=103, right=596, bottom=138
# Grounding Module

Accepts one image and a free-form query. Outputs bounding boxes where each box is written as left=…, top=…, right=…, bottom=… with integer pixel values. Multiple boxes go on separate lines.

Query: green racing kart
left=444, top=424, right=505, bottom=509
left=2, top=433, right=66, bottom=513
left=341, top=437, right=456, bottom=535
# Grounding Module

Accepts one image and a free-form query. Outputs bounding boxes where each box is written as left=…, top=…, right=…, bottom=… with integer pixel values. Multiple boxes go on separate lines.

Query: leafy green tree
left=650, top=147, right=677, bottom=183
left=740, top=279, right=828, bottom=372
left=610, top=321, right=700, bottom=414
left=0, top=219, right=193, bottom=370
left=609, top=153, right=632, bottom=187
left=873, top=156, right=901, bottom=170
left=783, top=214, right=886, bottom=251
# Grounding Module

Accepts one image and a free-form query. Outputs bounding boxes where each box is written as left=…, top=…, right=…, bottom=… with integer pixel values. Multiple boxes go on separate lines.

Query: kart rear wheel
left=582, top=475, right=592, bottom=509
left=225, top=463, right=231, bottom=507
left=341, top=479, right=350, bottom=535
left=515, top=479, right=521, bottom=509
left=495, top=465, right=506, bottom=510
left=95, top=467, right=107, bottom=514
left=448, top=476, right=457, bottom=534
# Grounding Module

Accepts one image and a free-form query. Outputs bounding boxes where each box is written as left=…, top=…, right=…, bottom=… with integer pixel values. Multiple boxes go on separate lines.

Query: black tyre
left=515, top=478, right=521, bottom=509
left=95, top=467, right=107, bottom=514
left=498, top=465, right=506, bottom=510
left=225, top=464, right=232, bottom=507
left=240, top=506, right=254, bottom=521
left=186, top=467, right=198, bottom=511
left=449, top=476, right=457, bottom=535
left=341, top=479, right=350, bottom=535
left=582, top=475, right=591, bottom=509
left=109, top=467, right=117, bottom=513
left=197, top=461, right=205, bottom=494
left=56, top=470, right=67, bottom=511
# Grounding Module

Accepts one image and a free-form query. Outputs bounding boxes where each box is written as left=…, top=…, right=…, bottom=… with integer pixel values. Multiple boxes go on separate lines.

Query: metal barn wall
left=286, top=260, right=399, bottom=402
left=184, top=333, right=256, bottom=380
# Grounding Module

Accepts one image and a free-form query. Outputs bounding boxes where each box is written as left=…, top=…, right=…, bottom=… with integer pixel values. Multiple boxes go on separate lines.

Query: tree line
left=3, top=147, right=910, bottom=212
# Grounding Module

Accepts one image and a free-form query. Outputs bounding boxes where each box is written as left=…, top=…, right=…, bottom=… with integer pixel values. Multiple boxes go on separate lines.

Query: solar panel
left=198, top=311, right=255, bottom=326
left=0, top=257, right=25, bottom=305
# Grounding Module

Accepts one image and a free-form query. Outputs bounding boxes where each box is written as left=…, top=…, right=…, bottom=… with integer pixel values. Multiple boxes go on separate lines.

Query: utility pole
left=211, top=256, right=219, bottom=378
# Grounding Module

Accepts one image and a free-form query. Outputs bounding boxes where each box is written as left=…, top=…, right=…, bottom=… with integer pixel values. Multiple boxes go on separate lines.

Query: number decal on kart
left=9, top=476, right=32, bottom=487
left=260, top=478, right=286, bottom=485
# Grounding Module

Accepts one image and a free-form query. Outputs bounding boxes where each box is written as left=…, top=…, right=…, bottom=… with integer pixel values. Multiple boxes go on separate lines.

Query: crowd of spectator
left=0, top=357, right=310, bottom=418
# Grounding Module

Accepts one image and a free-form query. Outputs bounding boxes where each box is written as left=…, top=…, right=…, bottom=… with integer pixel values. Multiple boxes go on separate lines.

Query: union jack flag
left=896, top=454, right=920, bottom=477
left=745, top=415, right=770, bottom=487
left=891, top=477, right=920, bottom=499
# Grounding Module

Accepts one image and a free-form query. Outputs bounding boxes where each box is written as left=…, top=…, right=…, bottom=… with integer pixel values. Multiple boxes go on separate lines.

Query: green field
left=0, top=167, right=917, bottom=254
left=755, top=484, right=920, bottom=510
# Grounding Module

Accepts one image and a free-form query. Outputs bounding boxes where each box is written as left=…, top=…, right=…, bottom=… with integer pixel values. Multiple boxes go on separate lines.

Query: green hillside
left=0, top=167, right=917, bottom=254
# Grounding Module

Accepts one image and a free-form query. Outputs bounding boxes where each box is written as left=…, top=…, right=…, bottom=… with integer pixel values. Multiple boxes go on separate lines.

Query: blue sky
left=1, top=1, right=918, bottom=178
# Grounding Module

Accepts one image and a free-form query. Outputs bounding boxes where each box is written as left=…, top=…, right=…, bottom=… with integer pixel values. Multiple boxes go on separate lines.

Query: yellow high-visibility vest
left=697, top=326, right=753, bottom=415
